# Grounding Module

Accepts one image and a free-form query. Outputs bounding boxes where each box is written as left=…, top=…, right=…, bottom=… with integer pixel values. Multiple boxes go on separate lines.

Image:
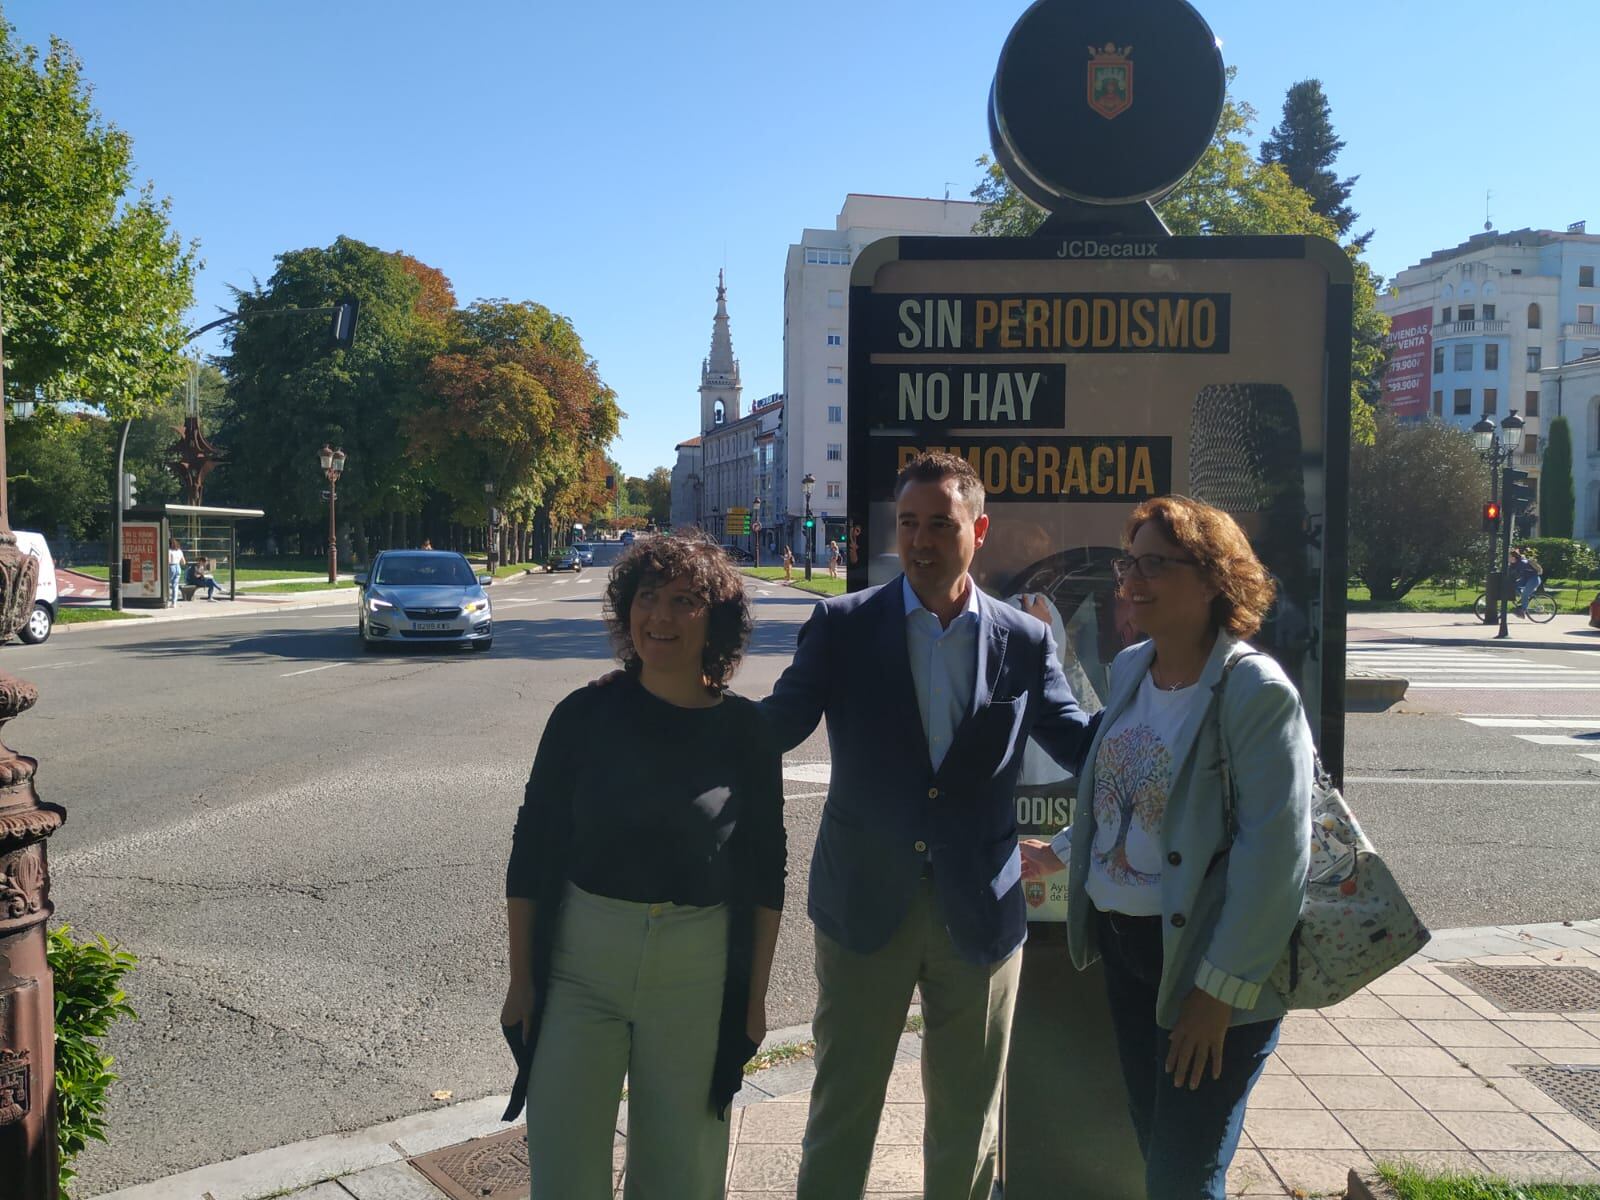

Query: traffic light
left=803, top=516, right=815, bottom=530
left=741, top=512, right=751, bottom=534
left=122, top=472, right=138, bottom=510
left=1504, top=468, right=1535, bottom=511
left=330, top=297, right=360, bottom=349
left=1482, top=501, right=1501, bottom=531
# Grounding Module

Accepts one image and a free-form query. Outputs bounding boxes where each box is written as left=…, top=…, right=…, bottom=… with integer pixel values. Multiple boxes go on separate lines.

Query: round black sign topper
left=990, top=0, right=1225, bottom=209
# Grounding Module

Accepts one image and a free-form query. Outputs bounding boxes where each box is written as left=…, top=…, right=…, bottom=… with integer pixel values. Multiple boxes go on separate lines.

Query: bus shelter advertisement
left=846, top=237, right=1351, bottom=921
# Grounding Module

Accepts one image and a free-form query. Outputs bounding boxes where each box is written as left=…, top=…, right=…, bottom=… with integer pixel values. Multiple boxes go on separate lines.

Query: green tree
left=971, top=75, right=1383, bottom=445
left=218, top=237, right=441, bottom=558
left=643, top=465, right=672, bottom=525
left=0, top=19, right=197, bottom=414
left=409, top=299, right=619, bottom=556
left=5, top=409, right=114, bottom=540
left=1349, top=414, right=1488, bottom=602
left=1259, top=80, right=1364, bottom=246
left=1540, top=416, right=1575, bottom=538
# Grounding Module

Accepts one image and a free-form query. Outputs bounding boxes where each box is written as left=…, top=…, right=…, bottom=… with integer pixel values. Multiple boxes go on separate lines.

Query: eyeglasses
left=1113, top=553, right=1201, bottom=580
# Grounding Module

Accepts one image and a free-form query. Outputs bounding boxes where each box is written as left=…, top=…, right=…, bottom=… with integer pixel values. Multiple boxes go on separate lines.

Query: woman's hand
left=1019, top=838, right=1066, bottom=881
left=1165, top=988, right=1232, bottom=1089
left=501, top=974, right=537, bottom=1047
left=746, top=996, right=767, bottom=1047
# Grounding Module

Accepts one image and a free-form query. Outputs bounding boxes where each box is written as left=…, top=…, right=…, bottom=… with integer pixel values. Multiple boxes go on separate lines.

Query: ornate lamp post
left=801, top=473, right=816, bottom=582
left=752, top=498, right=762, bottom=569
left=319, top=445, right=346, bottom=585
left=1472, top=411, right=1524, bottom=637
left=0, top=299, right=67, bottom=1195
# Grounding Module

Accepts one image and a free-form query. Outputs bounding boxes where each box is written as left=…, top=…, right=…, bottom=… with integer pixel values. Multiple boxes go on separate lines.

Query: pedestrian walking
left=168, top=538, right=186, bottom=606
left=827, top=540, right=841, bottom=579
left=1020, top=494, right=1314, bottom=1200
left=762, top=451, right=1097, bottom=1200
left=782, top=544, right=794, bottom=583
left=503, top=533, right=785, bottom=1199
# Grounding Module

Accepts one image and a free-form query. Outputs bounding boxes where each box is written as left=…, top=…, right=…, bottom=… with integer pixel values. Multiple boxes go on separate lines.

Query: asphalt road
left=2, top=559, right=1596, bottom=1190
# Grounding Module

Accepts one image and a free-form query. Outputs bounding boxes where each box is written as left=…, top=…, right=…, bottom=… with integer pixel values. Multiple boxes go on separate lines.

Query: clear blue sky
left=7, top=0, right=1597, bottom=477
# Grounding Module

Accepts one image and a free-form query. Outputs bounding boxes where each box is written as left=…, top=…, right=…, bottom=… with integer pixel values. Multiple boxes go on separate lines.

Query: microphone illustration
left=1188, top=384, right=1313, bottom=686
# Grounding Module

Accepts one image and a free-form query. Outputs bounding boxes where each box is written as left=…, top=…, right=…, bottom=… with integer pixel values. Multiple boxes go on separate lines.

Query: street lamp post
left=483, top=481, right=497, bottom=573
left=802, top=473, right=816, bottom=582
left=319, top=445, right=346, bottom=585
left=712, top=506, right=721, bottom=546
left=752, top=498, right=762, bottom=569
left=1472, top=411, right=1525, bottom=639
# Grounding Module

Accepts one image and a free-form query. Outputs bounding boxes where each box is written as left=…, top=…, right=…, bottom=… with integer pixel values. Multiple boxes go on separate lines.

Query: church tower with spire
left=699, top=270, right=742, bottom=435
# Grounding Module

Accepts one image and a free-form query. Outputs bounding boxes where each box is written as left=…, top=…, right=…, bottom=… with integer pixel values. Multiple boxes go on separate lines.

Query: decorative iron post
left=0, top=300, right=66, bottom=1194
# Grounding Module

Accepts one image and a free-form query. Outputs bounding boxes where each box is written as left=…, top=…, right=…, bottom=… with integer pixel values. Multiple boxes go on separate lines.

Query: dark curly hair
left=603, top=532, right=753, bottom=691
left=1124, top=495, right=1277, bottom=639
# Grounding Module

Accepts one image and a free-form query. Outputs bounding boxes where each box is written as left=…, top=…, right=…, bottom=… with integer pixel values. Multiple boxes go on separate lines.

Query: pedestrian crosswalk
left=1459, top=718, right=1600, bottom=767
left=1348, top=642, right=1600, bottom=690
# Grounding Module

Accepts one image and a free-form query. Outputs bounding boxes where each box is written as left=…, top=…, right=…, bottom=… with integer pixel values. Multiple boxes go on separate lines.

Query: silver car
left=355, top=551, right=493, bottom=653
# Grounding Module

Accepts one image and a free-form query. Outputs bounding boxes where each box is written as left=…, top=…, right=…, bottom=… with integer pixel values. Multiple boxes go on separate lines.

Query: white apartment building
left=1539, top=354, right=1600, bottom=545
left=1379, top=227, right=1600, bottom=493
left=781, top=193, right=986, bottom=559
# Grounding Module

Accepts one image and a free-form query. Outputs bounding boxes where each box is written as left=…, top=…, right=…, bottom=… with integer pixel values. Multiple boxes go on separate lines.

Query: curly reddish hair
left=603, top=532, right=753, bottom=690
left=1124, top=496, right=1276, bottom=639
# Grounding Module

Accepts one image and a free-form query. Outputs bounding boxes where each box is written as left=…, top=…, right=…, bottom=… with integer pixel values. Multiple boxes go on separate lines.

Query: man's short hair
left=893, top=451, right=986, bottom=519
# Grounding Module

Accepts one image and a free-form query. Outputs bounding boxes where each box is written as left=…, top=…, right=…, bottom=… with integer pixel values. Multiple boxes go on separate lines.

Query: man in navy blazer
left=762, top=452, right=1097, bottom=1200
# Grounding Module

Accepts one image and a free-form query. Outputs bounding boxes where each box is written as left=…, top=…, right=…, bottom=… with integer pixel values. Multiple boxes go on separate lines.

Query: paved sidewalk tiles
left=92, top=919, right=1600, bottom=1200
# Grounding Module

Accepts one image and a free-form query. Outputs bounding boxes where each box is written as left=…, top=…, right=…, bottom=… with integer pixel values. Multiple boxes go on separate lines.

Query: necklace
left=1150, top=665, right=1198, bottom=692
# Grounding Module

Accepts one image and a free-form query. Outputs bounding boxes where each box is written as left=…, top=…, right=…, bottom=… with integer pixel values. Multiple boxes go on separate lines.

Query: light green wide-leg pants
left=525, top=884, right=731, bottom=1200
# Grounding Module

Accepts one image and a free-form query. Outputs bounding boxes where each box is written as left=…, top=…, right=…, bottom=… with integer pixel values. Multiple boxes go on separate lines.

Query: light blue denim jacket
left=1055, top=634, right=1313, bottom=1029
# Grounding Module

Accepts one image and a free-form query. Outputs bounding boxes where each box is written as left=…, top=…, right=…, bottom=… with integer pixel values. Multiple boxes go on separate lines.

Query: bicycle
left=1474, top=584, right=1559, bottom=624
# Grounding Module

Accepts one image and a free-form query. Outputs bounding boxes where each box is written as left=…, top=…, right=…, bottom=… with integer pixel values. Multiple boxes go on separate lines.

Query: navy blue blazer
left=761, top=576, right=1097, bottom=965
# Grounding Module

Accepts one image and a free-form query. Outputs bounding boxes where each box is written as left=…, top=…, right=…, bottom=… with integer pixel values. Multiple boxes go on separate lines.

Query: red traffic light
left=1484, top=502, right=1501, bottom=522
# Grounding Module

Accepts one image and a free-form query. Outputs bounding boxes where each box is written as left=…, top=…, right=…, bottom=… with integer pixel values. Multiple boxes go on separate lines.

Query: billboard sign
left=1381, top=306, right=1434, bottom=419
left=122, top=522, right=164, bottom=603
left=847, top=235, right=1352, bottom=908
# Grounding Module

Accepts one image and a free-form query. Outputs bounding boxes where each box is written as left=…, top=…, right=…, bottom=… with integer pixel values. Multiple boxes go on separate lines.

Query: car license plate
left=413, top=622, right=453, bottom=632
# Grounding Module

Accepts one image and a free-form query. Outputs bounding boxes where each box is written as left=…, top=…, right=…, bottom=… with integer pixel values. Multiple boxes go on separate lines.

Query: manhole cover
left=409, top=1126, right=529, bottom=1200
left=1517, top=1064, right=1600, bottom=1134
left=1439, top=964, right=1600, bottom=1013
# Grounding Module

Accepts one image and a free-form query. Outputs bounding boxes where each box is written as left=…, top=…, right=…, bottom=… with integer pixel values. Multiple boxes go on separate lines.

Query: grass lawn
left=741, top=567, right=847, bottom=597
left=247, top=580, right=359, bottom=594
left=1378, top=1161, right=1600, bottom=1199
left=55, top=607, right=145, bottom=623
left=72, top=563, right=330, bottom=583
left=1348, top=579, right=1599, bottom=615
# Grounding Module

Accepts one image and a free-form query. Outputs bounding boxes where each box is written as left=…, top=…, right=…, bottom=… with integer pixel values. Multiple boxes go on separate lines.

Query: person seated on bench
left=186, top=557, right=226, bottom=600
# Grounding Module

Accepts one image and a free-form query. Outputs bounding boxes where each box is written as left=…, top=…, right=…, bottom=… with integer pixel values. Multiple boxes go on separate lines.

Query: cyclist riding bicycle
left=1508, top=549, right=1542, bottom=619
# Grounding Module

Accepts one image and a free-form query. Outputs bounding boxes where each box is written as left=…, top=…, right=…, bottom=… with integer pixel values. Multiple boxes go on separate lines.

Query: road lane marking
left=782, top=763, right=833, bottom=785
left=1464, top=719, right=1600, bottom=729
left=25, top=660, right=90, bottom=670
left=1345, top=776, right=1599, bottom=786
left=280, top=663, right=348, bottom=678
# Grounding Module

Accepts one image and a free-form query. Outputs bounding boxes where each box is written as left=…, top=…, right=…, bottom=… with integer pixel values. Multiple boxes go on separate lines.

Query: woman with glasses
left=502, top=533, right=785, bottom=1198
left=1019, top=495, right=1313, bottom=1200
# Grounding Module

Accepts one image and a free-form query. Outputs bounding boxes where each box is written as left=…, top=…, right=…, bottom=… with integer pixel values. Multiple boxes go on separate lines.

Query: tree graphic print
left=1092, top=725, right=1171, bottom=886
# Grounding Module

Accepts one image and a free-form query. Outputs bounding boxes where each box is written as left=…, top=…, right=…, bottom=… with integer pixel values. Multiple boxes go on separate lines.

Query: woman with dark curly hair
left=1019, top=495, right=1314, bottom=1200
left=502, top=533, right=785, bottom=1199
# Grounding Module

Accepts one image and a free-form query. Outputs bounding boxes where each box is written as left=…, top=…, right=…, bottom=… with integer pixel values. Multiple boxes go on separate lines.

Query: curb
left=1345, top=673, right=1407, bottom=709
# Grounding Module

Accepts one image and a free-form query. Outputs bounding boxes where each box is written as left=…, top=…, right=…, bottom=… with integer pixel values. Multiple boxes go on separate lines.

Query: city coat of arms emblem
left=1087, top=43, right=1133, bottom=120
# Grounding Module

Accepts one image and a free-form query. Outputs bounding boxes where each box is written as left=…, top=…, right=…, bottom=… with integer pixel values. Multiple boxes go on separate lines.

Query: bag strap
left=1211, top=649, right=1266, bottom=857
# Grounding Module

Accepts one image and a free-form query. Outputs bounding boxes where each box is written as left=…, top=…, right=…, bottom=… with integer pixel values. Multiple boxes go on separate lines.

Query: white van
left=13, top=531, right=58, bottom=643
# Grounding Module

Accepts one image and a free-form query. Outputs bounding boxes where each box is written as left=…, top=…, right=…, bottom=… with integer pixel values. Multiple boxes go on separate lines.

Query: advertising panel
left=122, top=522, right=164, bottom=603
left=1381, top=306, right=1434, bottom=419
left=847, top=236, right=1351, bottom=920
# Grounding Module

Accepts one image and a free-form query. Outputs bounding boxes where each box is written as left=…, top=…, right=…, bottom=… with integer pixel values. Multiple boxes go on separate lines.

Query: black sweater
left=502, top=674, right=786, bottom=1119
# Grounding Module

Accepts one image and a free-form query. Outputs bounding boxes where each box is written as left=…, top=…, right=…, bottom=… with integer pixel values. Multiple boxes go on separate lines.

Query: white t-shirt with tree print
left=1085, top=672, right=1206, bottom=917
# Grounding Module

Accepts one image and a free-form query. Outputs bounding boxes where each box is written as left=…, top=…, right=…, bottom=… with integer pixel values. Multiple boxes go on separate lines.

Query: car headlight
left=463, top=599, right=489, bottom=614
left=368, top=595, right=395, bottom=611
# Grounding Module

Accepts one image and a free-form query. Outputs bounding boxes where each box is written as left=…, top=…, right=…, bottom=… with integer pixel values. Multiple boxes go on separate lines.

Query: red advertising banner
left=1382, top=307, right=1433, bottom=419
